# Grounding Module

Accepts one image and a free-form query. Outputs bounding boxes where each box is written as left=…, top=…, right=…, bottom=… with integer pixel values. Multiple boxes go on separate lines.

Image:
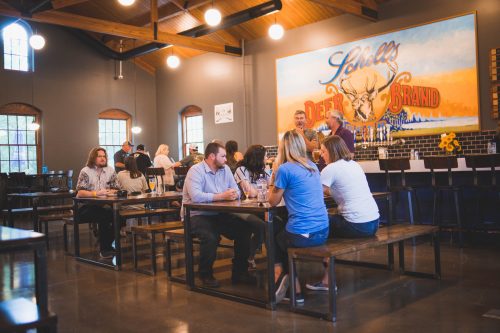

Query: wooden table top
left=184, top=199, right=286, bottom=214
left=8, top=191, right=76, bottom=199
left=0, top=226, right=45, bottom=249
left=73, top=191, right=182, bottom=204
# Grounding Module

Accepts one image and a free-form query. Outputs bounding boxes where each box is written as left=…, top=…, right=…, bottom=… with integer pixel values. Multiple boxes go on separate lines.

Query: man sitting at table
left=182, top=142, right=254, bottom=288
left=76, top=147, right=120, bottom=259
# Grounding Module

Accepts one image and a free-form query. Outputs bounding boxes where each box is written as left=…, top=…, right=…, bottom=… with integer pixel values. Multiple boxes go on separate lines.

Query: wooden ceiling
left=0, top=0, right=388, bottom=73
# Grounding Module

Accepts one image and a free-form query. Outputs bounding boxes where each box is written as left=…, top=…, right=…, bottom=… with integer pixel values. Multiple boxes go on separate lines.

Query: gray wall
left=157, top=0, right=500, bottom=154
left=156, top=52, right=245, bottom=160
left=0, top=23, right=157, bottom=175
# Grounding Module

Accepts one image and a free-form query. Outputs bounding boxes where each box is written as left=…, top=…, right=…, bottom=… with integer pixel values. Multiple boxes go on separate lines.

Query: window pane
left=18, top=116, right=26, bottom=130
left=10, top=160, right=19, bottom=172
left=19, top=160, right=27, bottom=172
left=17, top=131, right=26, bottom=144
left=28, top=160, right=37, bottom=174
left=11, top=55, right=20, bottom=70
left=113, top=120, right=120, bottom=132
left=4, top=55, right=11, bottom=70
left=0, top=146, right=8, bottom=160
left=0, top=116, right=7, bottom=129
left=9, top=131, right=18, bottom=144
left=120, top=121, right=126, bottom=133
left=105, top=120, right=112, bottom=132
left=1, top=161, right=9, bottom=173
left=20, top=57, right=28, bottom=72
left=12, top=39, right=20, bottom=55
left=26, top=131, right=35, bottom=144
left=98, top=132, right=105, bottom=145
left=0, top=130, right=7, bottom=144
left=106, top=132, right=113, bottom=145
left=8, top=116, right=17, bottom=130
left=18, top=146, right=27, bottom=160
left=28, top=145, right=36, bottom=160
left=10, top=146, right=19, bottom=160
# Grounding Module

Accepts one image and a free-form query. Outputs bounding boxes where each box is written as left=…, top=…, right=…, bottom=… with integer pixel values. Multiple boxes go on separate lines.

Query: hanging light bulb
left=268, top=23, right=284, bottom=40
left=205, top=8, right=222, bottom=26
left=29, top=34, right=45, bottom=50
left=166, top=55, right=180, bottom=69
left=131, top=126, right=142, bottom=134
left=28, top=122, right=40, bottom=131
left=118, top=0, right=135, bottom=6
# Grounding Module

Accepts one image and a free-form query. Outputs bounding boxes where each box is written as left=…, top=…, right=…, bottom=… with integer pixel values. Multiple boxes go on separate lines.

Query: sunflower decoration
left=439, top=132, right=462, bottom=154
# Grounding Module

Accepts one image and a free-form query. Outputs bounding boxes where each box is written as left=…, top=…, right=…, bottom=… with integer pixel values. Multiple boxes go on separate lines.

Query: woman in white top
left=233, top=145, right=270, bottom=269
left=306, top=135, right=380, bottom=292
left=153, top=144, right=179, bottom=191
left=117, top=156, right=149, bottom=210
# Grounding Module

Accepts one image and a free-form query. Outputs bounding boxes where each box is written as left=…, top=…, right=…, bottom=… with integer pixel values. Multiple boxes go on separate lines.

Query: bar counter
left=358, top=157, right=500, bottom=173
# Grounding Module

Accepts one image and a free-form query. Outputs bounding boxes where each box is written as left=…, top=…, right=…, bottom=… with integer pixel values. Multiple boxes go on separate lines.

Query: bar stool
left=423, top=156, right=463, bottom=247
left=379, top=158, right=420, bottom=226
left=465, top=154, right=500, bottom=226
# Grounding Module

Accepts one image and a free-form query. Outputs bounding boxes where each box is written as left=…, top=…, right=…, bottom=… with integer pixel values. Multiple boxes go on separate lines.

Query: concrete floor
left=1, top=223, right=500, bottom=333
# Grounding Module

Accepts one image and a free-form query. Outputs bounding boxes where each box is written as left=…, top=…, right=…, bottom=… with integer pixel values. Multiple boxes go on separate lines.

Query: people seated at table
left=76, top=147, right=120, bottom=259
left=306, top=135, right=380, bottom=292
left=182, top=142, right=254, bottom=288
left=268, top=130, right=329, bottom=303
left=154, top=144, right=180, bottom=191
left=117, top=156, right=149, bottom=211
left=114, top=141, right=133, bottom=173
left=179, top=143, right=204, bottom=168
left=225, top=140, right=243, bottom=174
left=233, top=144, right=270, bottom=269
left=133, top=144, right=152, bottom=177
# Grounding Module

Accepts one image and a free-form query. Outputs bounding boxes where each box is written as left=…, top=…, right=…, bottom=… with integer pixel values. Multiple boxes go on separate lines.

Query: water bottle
left=256, top=177, right=268, bottom=203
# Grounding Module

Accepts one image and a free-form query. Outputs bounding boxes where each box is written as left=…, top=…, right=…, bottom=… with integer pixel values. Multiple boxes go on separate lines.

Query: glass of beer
left=312, top=149, right=321, bottom=163
left=149, top=178, right=156, bottom=194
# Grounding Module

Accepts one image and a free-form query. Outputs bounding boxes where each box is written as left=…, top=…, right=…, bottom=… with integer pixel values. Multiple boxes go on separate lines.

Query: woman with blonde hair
left=153, top=144, right=179, bottom=191
left=305, top=135, right=379, bottom=292
left=268, top=130, right=329, bottom=303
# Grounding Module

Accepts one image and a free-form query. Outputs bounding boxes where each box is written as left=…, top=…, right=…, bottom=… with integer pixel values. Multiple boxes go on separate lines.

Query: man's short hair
left=294, top=110, right=306, bottom=117
left=204, top=142, right=224, bottom=159
left=136, top=144, right=145, bottom=151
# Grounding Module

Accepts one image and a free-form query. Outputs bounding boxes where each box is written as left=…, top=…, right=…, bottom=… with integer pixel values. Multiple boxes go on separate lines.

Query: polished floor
left=2, top=221, right=500, bottom=333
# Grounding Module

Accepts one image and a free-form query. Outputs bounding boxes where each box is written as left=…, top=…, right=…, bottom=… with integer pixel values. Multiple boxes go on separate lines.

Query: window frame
left=2, top=20, right=34, bottom=72
left=181, top=105, right=203, bottom=158
left=98, top=109, right=131, bottom=167
left=0, top=103, right=42, bottom=174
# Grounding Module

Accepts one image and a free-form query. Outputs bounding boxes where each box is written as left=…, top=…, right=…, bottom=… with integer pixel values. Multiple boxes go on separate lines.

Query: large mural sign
left=276, top=14, right=479, bottom=139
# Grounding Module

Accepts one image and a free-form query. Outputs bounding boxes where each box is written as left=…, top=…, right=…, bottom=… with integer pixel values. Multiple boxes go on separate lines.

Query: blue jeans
left=275, top=226, right=329, bottom=272
left=329, top=214, right=379, bottom=238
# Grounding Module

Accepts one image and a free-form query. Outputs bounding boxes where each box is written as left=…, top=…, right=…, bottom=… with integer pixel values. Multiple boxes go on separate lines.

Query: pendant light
left=131, top=56, right=142, bottom=134
left=268, top=15, right=284, bottom=40
left=29, top=30, right=45, bottom=50
left=118, top=0, right=135, bottom=6
left=204, top=1, right=222, bottom=26
left=166, top=47, right=180, bottom=69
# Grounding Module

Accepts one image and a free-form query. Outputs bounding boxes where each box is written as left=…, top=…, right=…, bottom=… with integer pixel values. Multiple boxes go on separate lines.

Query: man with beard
left=76, top=147, right=120, bottom=259
left=182, top=142, right=254, bottom=288
left=293, top=110, right=318, bottom=160
left=324, top=110, right=355, bottom=154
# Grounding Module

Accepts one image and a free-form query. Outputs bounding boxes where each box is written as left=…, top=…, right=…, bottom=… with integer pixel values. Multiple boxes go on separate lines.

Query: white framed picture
left=214, top=102, right=234, bottom=124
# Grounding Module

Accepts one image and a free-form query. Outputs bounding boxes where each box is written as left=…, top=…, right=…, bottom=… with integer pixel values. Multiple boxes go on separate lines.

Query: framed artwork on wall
left=276, top=13, right=480, bottom=139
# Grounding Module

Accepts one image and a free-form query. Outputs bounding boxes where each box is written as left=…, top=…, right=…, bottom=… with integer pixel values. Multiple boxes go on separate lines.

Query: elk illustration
left=340, top=62, right=398, bottom=122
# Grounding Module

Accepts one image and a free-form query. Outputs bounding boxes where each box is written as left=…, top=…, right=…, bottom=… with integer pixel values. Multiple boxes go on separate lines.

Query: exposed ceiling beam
left=126, top=0, right=211, bottom=27
left=308, top=0, right=378, bottom=21
left=151, top=0, right=158, bottom=39
left=0, top=5, right=242, bottom=55
left=186, top=7, right=240, bottom=46
left=51, top=0, right=89, bottom=10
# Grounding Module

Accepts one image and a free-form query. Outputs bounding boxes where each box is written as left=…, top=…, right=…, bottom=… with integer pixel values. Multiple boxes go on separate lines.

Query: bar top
left=358, top=157, right=500, bottom=173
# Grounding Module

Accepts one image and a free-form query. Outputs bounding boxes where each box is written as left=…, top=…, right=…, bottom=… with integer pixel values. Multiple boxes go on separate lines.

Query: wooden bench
left=164, top=228, right=234, bottom=283
left=119, top=207, right=179, bottom=220
left=131, top=221, right=184, bottom=275
left=287, top=224, right=441, bottom=322
left=2, top=204, right=73, bottom=228
left=38, top=211, right=74, bottom=248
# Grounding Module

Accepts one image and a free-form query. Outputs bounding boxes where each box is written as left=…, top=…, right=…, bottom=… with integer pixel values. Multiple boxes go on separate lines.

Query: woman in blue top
left=268, top=130, right=329, bottom=303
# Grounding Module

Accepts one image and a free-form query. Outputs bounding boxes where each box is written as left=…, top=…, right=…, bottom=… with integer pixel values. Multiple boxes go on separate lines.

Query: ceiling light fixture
left=166, top=48, right=180, bottom=69
left=29, top=33, right=45, bottom=50
left=131, top=53, right=142, bottom=135
left=268, top=16, right=284, bottom=40
left=204, top=1, right=221, bottom=27
left=118, top=0, right=135, bottom=6
left=28, top=122, right=40, bottom=131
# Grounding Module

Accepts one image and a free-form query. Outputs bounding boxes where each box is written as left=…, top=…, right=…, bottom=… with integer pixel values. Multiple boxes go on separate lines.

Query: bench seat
left=288, top=224, right=441, bottom=322
left=119, top=207, right=179, bottom=219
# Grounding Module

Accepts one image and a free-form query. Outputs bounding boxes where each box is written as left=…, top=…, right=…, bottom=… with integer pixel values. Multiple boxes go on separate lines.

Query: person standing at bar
left=323, top=110, right=355, bottom=154
left=133, top=144, right=152, bottom=176
left=114, top=141, right=133, bottom=173
left=293, top=110, right=318, bottom=160
left=182, top=142, right=254, bottom=288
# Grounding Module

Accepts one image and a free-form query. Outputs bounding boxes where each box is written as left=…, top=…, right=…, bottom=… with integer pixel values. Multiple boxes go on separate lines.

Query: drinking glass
left=149, top=179, right=156, bottom=194
left=243, top=188, right=251, bottom=202
left=312, top=149, right=321, bottom=163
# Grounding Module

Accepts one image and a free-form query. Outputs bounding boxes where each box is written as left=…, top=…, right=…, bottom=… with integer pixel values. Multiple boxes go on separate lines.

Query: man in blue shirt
left=182, top=142, right=254, bottom=288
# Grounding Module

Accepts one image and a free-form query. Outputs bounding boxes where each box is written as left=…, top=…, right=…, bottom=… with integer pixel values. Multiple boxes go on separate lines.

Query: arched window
left=181, top=105, right=204, bottom=158
left=2, top=21, right=33, bottom=72
left=0, top=103, right=41, bottom=174
left=98, top=109, right=131, bottom=167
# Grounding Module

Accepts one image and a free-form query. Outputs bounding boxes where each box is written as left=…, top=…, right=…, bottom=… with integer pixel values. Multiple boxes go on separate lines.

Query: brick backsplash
left=265, top=130, right=497, bottom=160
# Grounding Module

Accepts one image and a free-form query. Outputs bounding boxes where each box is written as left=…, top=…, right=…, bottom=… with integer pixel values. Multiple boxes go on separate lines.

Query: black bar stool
left=379, top=158, right=420, bottom=226
left=423, top=156, right=463, bottom=247
left=465, top=154, right=500, bottom=227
